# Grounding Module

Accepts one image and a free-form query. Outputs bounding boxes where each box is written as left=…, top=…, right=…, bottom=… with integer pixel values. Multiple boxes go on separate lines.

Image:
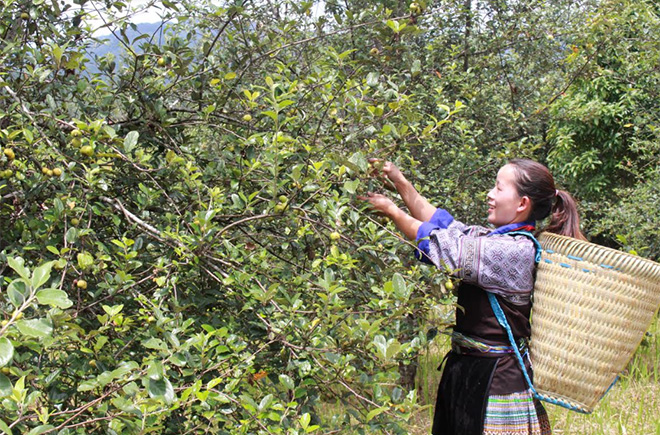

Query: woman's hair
left=508, top=158, right=586, bottom=240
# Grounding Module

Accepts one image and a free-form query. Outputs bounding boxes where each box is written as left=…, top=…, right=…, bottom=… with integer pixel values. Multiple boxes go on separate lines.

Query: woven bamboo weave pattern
left=530, top=233, right=660, bottom=413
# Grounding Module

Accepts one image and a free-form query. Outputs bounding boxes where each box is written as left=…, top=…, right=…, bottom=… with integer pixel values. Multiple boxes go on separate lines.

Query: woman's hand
left=358, top=192, right=422, bottom=241
left=369, top=159, right=405, bottom=185
left=358, top=192, right=398, bottom=218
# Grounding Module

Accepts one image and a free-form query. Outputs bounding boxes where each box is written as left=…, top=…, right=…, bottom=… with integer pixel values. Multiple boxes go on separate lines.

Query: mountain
left=88, top=21, right=167, bottom=61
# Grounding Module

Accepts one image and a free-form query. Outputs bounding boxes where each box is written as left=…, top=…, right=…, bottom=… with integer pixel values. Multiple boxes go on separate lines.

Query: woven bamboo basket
left=530, top=232, right=660, bottom=413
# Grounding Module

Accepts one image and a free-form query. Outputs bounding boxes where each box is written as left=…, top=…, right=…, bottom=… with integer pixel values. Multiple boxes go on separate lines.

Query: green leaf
left=0, top=373, right=12, bottom=397
left=366, top=72, right=379, bottom=87
left=26, top=425, right=55, bottom=435
left=147, top=377, right=175, bottom=404
left=51, top=43, right=63, bottom=64
left=112, top=361, right=139, bottom=379
left=0, top=418, right=12, bottom=435
left=373, top=335, right=387, bottom=359
left=77, top=252, right=94, bottom=270
left=65, top=227, right=78, bottom=243
left=77, top=379, right=98, bottom=392
left=261, top=110, right=278, bottom=122
left=385, top=19, right=399, bottom=33
left=258, top=394, right=274, bottom=412
left=31, top=261, right=54, bottom=290
left=366, top=406, right=387, bottom=422
left=411, top=59, right=421, bottom=75
left=36, top=289, right=73, bottom=309
left=348, top=152, right=368, bottom=172
left=6, top=280, right=28, bottom=308
left=0, top=338, right=14, bottom=368
left=22, top=128, right=33, bottom=144
left=224, top=72, right=237, bottom=80
left=16, top=319, right=53, bottom=338
left=343, top=179, right=360, bottom=194
left=102, top=304, right=123, bottom=317
left=124, top=131, right=139, bottom=153
left=143, top=338, right=167, bottom=350
left=278, top=374, right=294, bottom=390
left=338, top=49, right=356, bottom=60
left=7, top=257, right=30, bottom=282
left=392, top=273, right=410, bottom=299
left=386, top=339, right=401, bottom=359
left=299, top=413, right=311, bottom=430
left=147, top=360, right=164, bottom=380
left=277, top=99, right=295, bottom=110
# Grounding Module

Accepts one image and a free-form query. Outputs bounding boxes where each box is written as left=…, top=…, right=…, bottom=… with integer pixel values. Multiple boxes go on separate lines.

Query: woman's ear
left=518, top=196, right=532, bottom=217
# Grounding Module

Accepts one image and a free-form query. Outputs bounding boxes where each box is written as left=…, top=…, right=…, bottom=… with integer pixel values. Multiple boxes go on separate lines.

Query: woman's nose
left=487, top=189, right=495, bottom=200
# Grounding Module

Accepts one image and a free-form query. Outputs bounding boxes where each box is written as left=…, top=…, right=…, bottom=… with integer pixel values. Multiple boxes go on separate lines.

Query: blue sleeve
left=415, top=209, right=454, bottom=264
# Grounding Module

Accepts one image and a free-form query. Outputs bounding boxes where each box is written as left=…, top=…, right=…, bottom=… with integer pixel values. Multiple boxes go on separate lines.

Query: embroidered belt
left=451, top=331, right=528, bottom=356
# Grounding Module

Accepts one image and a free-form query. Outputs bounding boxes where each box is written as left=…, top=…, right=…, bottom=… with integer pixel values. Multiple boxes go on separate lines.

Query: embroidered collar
left=488, top=220, right=536, bottom=236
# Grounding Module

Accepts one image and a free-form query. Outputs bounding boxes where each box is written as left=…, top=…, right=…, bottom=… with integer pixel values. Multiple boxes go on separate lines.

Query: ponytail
left=543, top=189, right=586, bottom=240
left=508, top=159, right=586, bottom=240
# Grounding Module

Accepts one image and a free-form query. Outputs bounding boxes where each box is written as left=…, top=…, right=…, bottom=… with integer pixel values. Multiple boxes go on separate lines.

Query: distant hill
left=91, top=22, right=167, bottom=58
left=84, top=22, right=172, bottom=74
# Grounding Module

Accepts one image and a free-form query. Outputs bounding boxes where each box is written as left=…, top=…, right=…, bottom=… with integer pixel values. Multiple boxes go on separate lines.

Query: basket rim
left=537, top=232, right=660, bottom=282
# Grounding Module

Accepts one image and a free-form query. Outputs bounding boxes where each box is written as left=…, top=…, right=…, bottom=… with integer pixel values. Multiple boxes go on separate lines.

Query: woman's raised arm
left=371, top=159, right=437, bottom=222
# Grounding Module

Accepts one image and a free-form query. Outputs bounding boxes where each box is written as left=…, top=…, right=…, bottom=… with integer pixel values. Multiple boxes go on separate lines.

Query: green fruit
left=243, top=114, right=252, bottom=122
left=71, top=129, right=82, bottom=137
left=278, top=195, right=288, bottom=203
left=46, top=169, right=53, bottom=176
left=71, top=137, right=82, bottom=147
left=53, top=168, right=63, bottom=176
left=157, top=57, right=166, bottom=67
left=2, top=170, right=12, bottom=178
left=42, top=167, right=50, bottom=175
left=444, top=279, right=454, bottom=291
left=370, top=47, right=379, bottom=56
left=76, top=279, right=88, bottom=289
left=274, top=203, right=286, bottom=213
left=4, top=148, right=15, bottom=160
left=0, top=367, right=9, bottom=375
left=330, top=231, right=341, bottom=241
left=20, top=12, right=29, bottom=20
left=80, top=146, right=93, bottom=157
left=71, top=218, right=80, bottom=226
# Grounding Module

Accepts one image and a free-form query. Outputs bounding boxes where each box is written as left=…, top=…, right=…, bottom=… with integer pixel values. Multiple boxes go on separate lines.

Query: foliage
left=545, top=0, right=660, bottom=258
left=0, top=0, right=657, bottom=433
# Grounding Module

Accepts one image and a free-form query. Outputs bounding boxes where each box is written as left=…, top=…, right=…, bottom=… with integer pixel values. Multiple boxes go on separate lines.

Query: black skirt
left=432, top=351, right=498, bottom=435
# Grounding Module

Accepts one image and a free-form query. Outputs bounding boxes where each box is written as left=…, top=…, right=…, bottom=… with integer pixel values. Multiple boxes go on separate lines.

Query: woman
left=360, top=158, right=585, bottom=435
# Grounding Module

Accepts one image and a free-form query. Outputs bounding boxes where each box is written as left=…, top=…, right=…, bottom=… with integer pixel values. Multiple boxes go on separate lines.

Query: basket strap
left=487, top=291, right=591, bottom=413
left=487, top=292, right=537, bottom=392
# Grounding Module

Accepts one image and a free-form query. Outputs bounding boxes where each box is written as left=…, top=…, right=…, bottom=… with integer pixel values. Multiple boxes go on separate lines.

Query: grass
left=409, top=311, right=660, bottom=435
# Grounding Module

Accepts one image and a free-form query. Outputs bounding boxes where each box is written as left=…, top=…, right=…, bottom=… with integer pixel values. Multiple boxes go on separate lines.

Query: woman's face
left=487, top=164, right=530, bottom=226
